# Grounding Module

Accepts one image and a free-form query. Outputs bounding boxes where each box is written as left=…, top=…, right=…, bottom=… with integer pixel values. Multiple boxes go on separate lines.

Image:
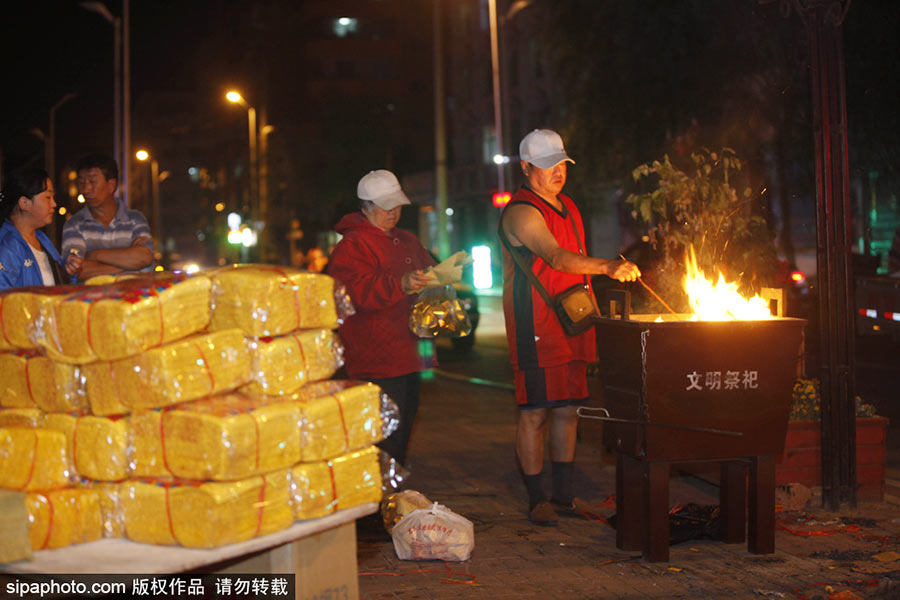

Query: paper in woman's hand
left=423, top=251, right=474, bottom=288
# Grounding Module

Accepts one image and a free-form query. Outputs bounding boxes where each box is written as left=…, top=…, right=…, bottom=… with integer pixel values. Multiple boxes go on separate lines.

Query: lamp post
left=488, top=0, right=505, bottom=195
left=80, top=0, right=130, bottom=206
left=225, top=91, right=258, bottom=226
left=135, top=149, right=160, bottom=252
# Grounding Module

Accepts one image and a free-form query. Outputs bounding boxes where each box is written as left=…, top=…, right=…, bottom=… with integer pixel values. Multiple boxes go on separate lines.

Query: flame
left=683, top=247, right=772, bottom=321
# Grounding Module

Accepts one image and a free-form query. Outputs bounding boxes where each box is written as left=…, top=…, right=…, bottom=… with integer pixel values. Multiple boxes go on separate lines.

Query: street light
left=225, top=90, right=258, bottom=225
left=135, top=149, right=161, bottom=251
left=80, top=0, right=130, bottom=206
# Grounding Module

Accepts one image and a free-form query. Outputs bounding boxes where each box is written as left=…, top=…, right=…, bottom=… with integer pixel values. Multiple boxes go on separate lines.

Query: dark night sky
left=2, top=1, right=898, bottom=206
left=0, top=1, right=226, bottom=174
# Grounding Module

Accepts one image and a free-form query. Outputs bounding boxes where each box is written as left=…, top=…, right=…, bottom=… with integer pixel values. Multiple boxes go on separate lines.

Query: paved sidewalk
left=356, top=372, right=900, bottom=599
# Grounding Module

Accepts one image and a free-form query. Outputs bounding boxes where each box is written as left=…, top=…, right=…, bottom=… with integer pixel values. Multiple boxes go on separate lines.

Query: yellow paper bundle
left=84, top=274, right=138, bottom=286
left=40, top=273, right=211, bottom=364
left=0, top=428, right=71, bottom=492
left=295, top=381, right=387, bottom=462
left=25, top=488, right=103, bottom=550
left=290, top=447, right=382, bottom=521
left=43, top=414, right=130, bottom=482
left=153, top=394, right=302, bottom=481
left=0, top=408, right=45, bottom=428
left=0, top=351, right=85, bottom=412
left=208, top=266, right=339, bottom=337
left=128, top=410, right=173, bottom=479
left=245, top=329, right=344, bottom=396
left=86, top=482, right=126, bottom=538
left=122, top=470, right=294, bottom=548
left=83, top=328, right=250, bottom=414
left=0, top=286, right=78, bottom=351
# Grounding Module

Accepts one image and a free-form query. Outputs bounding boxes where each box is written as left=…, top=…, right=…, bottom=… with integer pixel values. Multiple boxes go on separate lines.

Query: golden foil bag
left=83, top=328, right=250, bottom=414
left=408, top=286, right=472, bottom=338
left=208, top=266, right=339, bottom=337
left=122, top=470, right=293, bottom=548
left=381, top=489, right=433, bottom=534
left=245, top=328, right=344, bottom=396
left=39, top=273, right=211, bottom=364
left=290, top=447, right=382, bottom=521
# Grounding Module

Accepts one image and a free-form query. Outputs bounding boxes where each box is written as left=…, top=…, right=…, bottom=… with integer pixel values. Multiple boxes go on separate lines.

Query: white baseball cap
left=357, top=169, right=411, bottom=210
left=519, top=129, right=575, bottom=170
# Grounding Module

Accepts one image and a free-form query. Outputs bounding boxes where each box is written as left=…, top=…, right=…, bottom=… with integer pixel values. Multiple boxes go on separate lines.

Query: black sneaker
left=528, top=501, right=559, bottom=526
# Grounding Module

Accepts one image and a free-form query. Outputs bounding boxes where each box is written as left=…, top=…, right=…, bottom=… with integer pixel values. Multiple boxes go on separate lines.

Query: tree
left=626, top=147, right=778, bottom=311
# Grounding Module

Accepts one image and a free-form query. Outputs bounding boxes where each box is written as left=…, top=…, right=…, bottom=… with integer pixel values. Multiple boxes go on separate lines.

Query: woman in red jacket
left=328, top=170, right=435, bottom=466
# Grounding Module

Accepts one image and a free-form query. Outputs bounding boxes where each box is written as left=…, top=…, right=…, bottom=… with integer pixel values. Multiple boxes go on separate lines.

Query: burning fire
left=683, top=247, right=772, bottom=321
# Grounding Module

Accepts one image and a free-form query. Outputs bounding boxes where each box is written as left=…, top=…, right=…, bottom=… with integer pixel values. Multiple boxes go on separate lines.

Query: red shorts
left=514, top=360, right=590, bottom=409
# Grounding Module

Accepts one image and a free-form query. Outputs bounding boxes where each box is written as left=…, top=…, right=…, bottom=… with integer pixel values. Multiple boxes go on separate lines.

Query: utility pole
left=784, top=0, right=856, bottom=509
left=433, top=0, right=450, bottom=259
left=488, top=0, right=505, bottom=194
left=122, top=0, right=131, bottom=206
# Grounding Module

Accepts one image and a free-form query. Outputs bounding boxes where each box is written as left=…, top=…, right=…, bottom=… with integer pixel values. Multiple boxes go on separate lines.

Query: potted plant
left=777, top=378, right=888, bottom=500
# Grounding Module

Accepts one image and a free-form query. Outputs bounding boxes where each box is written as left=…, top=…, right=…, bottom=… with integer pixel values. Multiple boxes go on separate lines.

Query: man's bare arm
left=78, top=259, right=125, bottom=280
left=502, top=204, right=639, bottom=281
left=85, top=236, right=154, bottom=271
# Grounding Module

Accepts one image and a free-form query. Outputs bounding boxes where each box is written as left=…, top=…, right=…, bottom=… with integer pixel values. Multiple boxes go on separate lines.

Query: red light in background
left=492, top=192, right=511, bottom=208
left=790, top=271, right=805, bottom=284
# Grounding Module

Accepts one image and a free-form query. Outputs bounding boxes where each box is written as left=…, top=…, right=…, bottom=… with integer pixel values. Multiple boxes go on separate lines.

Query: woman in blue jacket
left=0, top=168, right=82, bottom=290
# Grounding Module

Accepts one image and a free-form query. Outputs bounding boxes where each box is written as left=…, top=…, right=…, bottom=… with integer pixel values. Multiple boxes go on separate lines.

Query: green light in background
left=472, top=245, right=492, bottom=289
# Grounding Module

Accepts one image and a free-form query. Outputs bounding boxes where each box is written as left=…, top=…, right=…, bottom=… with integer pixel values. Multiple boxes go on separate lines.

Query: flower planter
left=775, top=416, right=889, bottom=500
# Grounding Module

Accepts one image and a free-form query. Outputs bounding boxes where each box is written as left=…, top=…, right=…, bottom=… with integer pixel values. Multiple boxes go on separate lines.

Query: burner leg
left=644, top=460, right=670, bottom=562
left=748, top=455, right=776, bottom=554
left=720, top=460, right=747, bottom=544
left=616, top=453, right=644, bottom=551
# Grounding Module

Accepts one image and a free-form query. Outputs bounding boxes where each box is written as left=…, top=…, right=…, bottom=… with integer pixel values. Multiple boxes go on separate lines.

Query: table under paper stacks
left=0, top=266, right=397, bottom=600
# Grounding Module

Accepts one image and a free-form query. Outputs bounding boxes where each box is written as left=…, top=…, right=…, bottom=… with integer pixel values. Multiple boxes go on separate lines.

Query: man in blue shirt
left=62, top=154, right=154, bottom=281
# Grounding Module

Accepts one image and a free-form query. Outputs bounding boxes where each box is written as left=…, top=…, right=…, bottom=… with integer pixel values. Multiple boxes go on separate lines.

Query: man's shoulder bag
left=498, top=200, right=600, bottom=337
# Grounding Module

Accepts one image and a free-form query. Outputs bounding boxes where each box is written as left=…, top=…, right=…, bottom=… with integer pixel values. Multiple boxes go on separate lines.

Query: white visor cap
left=519, top=129, right=576, bottom=170
left=357, top=169, right=411, bottom=210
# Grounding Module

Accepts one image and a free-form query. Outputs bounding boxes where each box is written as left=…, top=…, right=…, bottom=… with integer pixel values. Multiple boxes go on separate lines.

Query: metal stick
left=619, top=255, right=678, bottom=315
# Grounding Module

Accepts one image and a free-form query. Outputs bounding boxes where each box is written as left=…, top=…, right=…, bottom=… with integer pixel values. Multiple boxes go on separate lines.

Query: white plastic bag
left=391, top=502, right=474, bottom=562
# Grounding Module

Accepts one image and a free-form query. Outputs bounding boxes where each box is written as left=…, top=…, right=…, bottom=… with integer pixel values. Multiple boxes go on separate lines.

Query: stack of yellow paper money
left=0, top=490, right=32, bottom=562
left=0, top=351, right=85, bottom=412
left=25, top=488, right=103, bottom=550
left=43, top=414, right=130, bottom=482
left=82, top=328, right=250, bottom=415
left=295, top=380, right=388, bottom=462
left=127, top=410, right=173, bottom=479
left=290, top=446, right=382, bottom=521
left=0, top=428, right=72, bottom=492
left=0, top=408, right=45, bottom=428
left=140, top=394, right=303, bottom=481
left=39, top=273, right=211, bottom=364
left=245, top=329, right=343, bottom=396
left=122, top=470, right=293, bottom=548
left=0, top=286, right=79, bottom=351
left=208, top=266, right=339, bottom=337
